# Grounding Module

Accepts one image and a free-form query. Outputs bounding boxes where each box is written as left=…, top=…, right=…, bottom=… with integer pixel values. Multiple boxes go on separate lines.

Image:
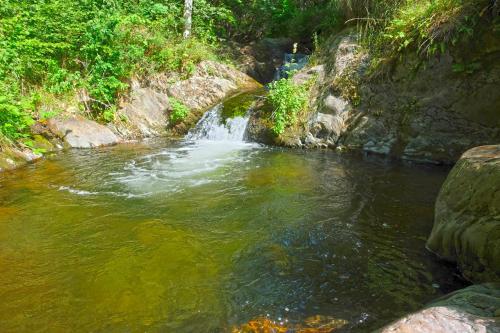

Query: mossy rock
left=220, top=88, right=264, bottom=123
left=0, top=147, right=29, bottom=171
left=33, top=135, right=56, bottom=152
left=427, top=145, right=500, bottom=283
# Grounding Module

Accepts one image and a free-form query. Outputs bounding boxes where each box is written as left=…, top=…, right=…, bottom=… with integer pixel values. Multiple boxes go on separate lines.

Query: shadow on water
left=0, top=140, right=467, bottom=332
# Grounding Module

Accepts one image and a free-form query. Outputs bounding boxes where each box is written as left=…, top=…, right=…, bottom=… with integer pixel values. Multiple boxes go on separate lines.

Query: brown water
left=0, top=139, right=466, bottom=332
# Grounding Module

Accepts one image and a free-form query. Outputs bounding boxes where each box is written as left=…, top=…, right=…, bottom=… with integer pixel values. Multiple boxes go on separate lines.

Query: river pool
left=0, top=138, right=466, bottom=332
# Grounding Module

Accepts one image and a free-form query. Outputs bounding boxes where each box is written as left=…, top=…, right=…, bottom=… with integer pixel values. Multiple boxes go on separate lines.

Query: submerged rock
left=427, top=145, right=500, bottom=283
left=47, top=116, right=120, bottom=148
left=0, top=147, right=39, bottom=172
left=376, top=283, right=500, bottom=333
left=233, top=315, right=348, bottom=333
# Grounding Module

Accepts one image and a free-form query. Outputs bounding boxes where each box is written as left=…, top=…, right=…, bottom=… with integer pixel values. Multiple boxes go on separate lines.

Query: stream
left=0, top=93, right=467, bottom=332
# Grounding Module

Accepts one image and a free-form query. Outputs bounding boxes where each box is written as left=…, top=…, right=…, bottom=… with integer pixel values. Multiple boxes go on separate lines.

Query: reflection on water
left=0, top=139, right=466, bottom=332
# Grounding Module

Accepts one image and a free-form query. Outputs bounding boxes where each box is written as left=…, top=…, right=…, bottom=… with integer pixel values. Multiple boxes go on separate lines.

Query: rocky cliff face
left=427, top=145, right=500, bottom=284
left=279, top=28, right=500, bottom=164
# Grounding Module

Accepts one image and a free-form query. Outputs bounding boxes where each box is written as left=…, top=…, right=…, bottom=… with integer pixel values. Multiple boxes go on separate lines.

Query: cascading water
left=102, top=91, right=262, bottom=197
left=185, top=104, right=250, bottom=142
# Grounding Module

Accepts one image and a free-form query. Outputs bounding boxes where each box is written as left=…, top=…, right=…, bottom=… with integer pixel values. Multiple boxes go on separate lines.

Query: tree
left=183, top=0, right=193, bottom=38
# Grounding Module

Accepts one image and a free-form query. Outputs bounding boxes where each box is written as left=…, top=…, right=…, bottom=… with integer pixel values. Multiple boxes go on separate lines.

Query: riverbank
left=0, top=60, right=261, bottom=173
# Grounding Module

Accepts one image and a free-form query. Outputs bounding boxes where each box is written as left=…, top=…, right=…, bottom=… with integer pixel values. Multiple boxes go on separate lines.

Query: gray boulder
left=48, top=116, right=120, bottom=148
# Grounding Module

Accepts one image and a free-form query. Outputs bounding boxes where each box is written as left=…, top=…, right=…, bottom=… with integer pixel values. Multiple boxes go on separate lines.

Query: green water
left=0, top=139, right=466, bottom=332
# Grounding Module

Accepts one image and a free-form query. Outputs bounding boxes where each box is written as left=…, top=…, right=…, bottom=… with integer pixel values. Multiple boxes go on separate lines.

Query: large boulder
left=47, top=116, right=120, bottom=148
left=376, top=283, right=500, bottom=333
left=427, top=145, right=500, bottom=283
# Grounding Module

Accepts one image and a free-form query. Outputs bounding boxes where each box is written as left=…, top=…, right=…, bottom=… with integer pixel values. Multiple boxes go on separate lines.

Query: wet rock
left=245, top=100, right=276, bottom=145
left=167, top=61, right=261, bottom=112
left=0, top=146, right=42, bottom=172
left=375, top=283, right=500, bottom=333
left=47, top=116, right=120, bottom=148
left=32, top=134, right=59, bottom=153
left=427, top=145, right=500, bottom=283
left=0, top=149, right=26, bottom=172
left=115, top=87, right=170, bottom=138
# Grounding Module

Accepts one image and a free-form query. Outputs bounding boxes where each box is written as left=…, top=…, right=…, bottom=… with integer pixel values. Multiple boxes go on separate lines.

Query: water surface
left=0, top=139, right=466, bottom=332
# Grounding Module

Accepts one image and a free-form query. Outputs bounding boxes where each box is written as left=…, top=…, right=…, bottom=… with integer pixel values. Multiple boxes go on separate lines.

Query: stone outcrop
left=0, top=60, right=260, bottom=172
left=47, top=116, right=121, bottom=148
left=375, top=283, right=500, bottom=333
left=427, top=145, right=500, bottom=283
left=165, top=60, right=261, bottom=135
left=275, top=28, right=500, bottom=164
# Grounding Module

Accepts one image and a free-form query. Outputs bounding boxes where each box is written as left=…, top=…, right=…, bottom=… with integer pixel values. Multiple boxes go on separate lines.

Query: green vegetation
left=169, top=97, right=190, bottom=124
left=267, top=77, right=309, bottom=135
left=0, top=92, right=35, bottom=141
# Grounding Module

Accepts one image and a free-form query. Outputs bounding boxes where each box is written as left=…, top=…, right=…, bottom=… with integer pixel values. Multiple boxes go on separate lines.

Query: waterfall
left=185, top=104, right=250, bottom=142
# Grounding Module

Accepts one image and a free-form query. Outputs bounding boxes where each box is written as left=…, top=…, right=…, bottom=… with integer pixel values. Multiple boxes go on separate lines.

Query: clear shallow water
left=0, top=139, right=467, bottom=332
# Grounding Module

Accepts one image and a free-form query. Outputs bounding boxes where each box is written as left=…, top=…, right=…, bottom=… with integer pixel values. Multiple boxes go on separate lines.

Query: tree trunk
left=183, top=0, right=193, bottom=39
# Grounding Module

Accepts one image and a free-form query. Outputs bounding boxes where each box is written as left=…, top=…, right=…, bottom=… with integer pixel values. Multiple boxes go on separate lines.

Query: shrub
left=267, top=78, right=308, bottom=136
left=0, top=95, right=34, bottom=141
left=169, top=98, right=190, bottom=124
